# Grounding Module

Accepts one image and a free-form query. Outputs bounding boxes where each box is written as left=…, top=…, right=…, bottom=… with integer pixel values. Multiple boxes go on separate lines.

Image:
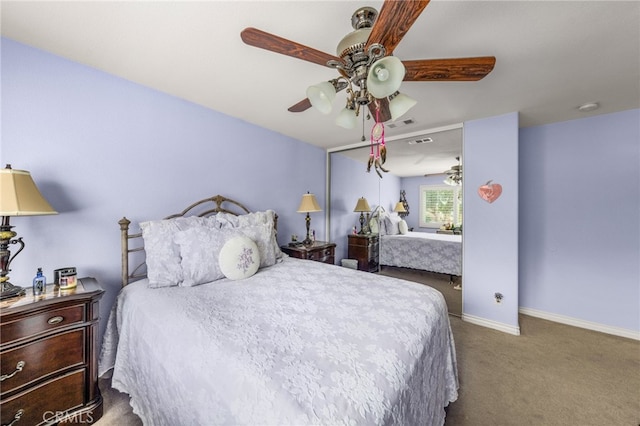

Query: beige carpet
left=378, top=265, right=462, bottom=317
left=95, top=314, right=639, bottom=425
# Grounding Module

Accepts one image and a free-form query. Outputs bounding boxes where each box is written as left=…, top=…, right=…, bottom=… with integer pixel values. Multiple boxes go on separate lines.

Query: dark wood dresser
left=348, top=234, right=379, bottom=272
left=0, top=277, right=104, bottom=425
left=280, top=241, right=336, bottom=265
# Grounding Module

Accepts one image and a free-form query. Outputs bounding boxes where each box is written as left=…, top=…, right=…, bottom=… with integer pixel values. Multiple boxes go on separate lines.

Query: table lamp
left=0, top=165, right=58, bottom=299
left=353, top=197, right=371, bottom=234
left=296, top=192, right=322, bottom=246
left=393, top=202, right=407, bottom=214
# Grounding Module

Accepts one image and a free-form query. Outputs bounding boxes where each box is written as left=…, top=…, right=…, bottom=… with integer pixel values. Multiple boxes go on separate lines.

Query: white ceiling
left=2, top=1, right=639, bottom=177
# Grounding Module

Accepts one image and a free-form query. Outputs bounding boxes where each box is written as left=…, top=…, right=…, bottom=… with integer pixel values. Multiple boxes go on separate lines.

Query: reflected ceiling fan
left=443, top=156, right=462, bottom=185
left=423, top=156, right=462, bottom=185
left=240, top=0, right=496, bottom=127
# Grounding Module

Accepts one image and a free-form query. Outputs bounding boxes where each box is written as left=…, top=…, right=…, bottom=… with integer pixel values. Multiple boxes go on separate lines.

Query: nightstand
left=280, top=241, right=336, bottom=265
left=0, top=277, right=104, bottom=425
left=348, top=234, right=379, bottom=272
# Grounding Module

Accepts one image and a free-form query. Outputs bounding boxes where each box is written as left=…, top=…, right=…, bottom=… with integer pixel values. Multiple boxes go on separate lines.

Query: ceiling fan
left=240, top=0, right=496, bottom=126
left=443, top=156, right=462, bottom=185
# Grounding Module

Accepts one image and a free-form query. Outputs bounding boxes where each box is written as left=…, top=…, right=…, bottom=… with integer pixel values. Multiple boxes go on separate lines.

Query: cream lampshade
left=353, top=197, right=371, bottom=235
left=0, top=164, right=58, bottom=299
left=393, top=202, right=407, bottom=213
left=297, top=192, right=322, bottom=246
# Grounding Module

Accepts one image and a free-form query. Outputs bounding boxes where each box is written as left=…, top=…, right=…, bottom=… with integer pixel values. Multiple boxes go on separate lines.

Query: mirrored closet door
left=327, top=125, right=463, bottom=317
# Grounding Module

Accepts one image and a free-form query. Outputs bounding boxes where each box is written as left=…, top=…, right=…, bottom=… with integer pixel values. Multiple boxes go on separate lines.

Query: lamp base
left=0, top=281, right=26, bottom=300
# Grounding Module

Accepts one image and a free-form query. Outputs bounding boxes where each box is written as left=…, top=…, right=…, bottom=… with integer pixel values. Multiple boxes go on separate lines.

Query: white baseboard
left=461, top=314, right=521, bottom=336
left=519, top=307, right=640, bottom=341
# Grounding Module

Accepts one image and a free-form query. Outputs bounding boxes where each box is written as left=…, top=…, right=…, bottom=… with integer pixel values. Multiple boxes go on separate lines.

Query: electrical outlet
left=494, top=292, right=504, bottom=304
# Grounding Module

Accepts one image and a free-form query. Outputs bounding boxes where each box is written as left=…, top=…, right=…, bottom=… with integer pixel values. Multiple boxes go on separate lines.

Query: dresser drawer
left=0, top=369, right=85, bottom=426
left=1, top=304, right=84, bottom=345
left=307, top=247, right=334, bottom=263
left=1, top=329, right=85, bottom=396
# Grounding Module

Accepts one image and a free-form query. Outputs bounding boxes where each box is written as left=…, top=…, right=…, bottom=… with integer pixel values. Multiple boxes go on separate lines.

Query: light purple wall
left=1, top=38, right=326, bottom=341
left=519, top=109, right=640, bottom=332
left=463, top=112, right=520, bottom=331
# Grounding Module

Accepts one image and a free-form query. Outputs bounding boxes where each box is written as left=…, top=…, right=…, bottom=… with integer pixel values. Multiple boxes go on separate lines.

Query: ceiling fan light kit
left=306, top=81, right=337, bottom=115
left=335, top=104, right=358, bottom=129
left=388, top=91, right=418, bottom=121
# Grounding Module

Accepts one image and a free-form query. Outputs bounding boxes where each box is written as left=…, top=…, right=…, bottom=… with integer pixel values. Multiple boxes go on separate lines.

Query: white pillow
left=398, top=219, right=409, bottom=235
left=369, top=217, right=379, bottom=234
left=219, top=236, right=260, bottom=280
left=174, top=226, right=233, bottom=286
left=216, top=210, right=283, bottom=262
left=377, top=212, right=389, bottom=236
left=140, top=216, right=217, bottom=288
left=237, top=222, right=278, bottom=268
left=385, top=215, right=403, bottom=235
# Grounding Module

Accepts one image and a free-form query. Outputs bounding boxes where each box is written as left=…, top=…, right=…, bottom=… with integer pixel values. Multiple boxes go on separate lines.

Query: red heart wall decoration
left=478, top=180, right=503, bottom=203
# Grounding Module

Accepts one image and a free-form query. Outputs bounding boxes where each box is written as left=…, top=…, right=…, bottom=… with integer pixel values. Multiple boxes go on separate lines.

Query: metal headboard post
left=119, top=217, right=131, bottom=287
left=119, top=217, right=146, bottom=287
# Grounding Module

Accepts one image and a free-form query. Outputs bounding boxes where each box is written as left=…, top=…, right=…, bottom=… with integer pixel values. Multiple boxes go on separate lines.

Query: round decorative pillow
left=218, top=236, right=260, bottom=280
left=398, top=219, right=409, bottom=235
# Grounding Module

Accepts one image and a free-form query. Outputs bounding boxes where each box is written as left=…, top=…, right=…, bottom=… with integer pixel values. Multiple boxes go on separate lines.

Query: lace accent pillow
left=369, top=216, right=379, bottom=234
left=235, top=222, right=278, bottom=268
left=377, top=212, right=389, bottom=236
left=140, top=216, right=217, bottom=288
left=219, top=236, right=260, bottom=280
left=175, top=223, right=277, bottom=286
left=384, top=215, right=403, bottom=235
left=174, top=226, right=234, bottom=286
left=216, top=210, right=283, bottom=263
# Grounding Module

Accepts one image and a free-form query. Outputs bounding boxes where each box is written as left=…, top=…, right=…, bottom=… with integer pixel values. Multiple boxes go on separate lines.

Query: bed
left=374, top=211, right=462, bottom=283
left=99, top=195, right=459, bottom=425
left=379, top=232, right=462, bottom=277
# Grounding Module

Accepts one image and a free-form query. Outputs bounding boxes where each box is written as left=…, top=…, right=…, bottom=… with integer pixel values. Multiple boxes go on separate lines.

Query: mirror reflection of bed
left=329, top=126, right=463, bottom=317
left=376, top=221, right=463, bottom=318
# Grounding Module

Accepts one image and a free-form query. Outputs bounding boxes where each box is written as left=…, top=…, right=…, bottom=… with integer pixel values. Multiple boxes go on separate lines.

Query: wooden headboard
left=118, top=195, right=253, bottom=287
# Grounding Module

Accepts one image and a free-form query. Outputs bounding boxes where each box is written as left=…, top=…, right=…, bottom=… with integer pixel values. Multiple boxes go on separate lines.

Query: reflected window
left=419, top=185, right=462, bottom=228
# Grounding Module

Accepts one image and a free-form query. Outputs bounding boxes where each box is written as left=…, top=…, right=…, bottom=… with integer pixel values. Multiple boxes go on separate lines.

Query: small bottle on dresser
left=33, top=267, right=46, bottom=295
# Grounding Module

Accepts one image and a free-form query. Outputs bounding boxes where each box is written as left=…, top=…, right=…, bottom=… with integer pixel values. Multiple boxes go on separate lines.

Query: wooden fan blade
left=241, top=27, right=340, bottom=68
left=288, top=98, right=312, bottom=113
left=368, top=98, right=392, bottom=123
left=366, top=0, right=430, bottom=54
left=403, top=57, right=496, bottom=81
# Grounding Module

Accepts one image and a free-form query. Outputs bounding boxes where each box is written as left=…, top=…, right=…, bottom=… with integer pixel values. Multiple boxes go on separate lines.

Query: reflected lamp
left=393, top=202, right=407, bottom=214
left=353, top=197, right=371, bottom=235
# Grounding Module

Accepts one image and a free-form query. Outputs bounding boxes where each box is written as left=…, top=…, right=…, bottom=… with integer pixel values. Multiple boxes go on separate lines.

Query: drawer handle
left=0, top=361, right=25, bottom=382
left=47, top=316, right=64, bottom=325
left=2, top=409, right=24, bottom=426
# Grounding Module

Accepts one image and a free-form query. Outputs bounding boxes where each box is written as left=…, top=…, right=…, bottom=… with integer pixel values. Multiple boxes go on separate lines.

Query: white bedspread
left=99, top=257, right=458, bottom=425
left=380, top=232, right=462, bottom=276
